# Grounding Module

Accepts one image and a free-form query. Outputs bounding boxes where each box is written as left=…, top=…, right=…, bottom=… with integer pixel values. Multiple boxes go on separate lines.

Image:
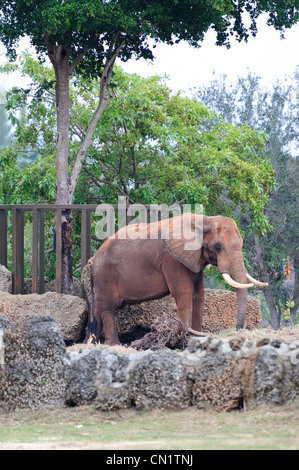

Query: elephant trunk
left=229, top=253, right=249, bottom=329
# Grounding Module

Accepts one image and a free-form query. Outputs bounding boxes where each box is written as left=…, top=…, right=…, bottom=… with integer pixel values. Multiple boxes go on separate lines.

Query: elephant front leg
left=163, top=266, right=194, bottom=328
left=174, top=292, right=194, bottom=328
left=192, top=271, right=204, bottom=331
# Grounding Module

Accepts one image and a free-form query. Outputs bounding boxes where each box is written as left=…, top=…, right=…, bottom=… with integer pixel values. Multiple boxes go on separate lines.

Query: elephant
left=86, top=213, right=267, bottom=345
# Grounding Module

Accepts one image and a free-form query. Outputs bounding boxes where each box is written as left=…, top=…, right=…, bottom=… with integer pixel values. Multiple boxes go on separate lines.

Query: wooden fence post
left=0, top=209, right=8, bottom=267
left=32, top=207, right=39, bottom=294
left=55, top=208, right=62, bottom=294
left=12, top=208, right=24, bottom=294
left=81, top=208, right=91, bottom=271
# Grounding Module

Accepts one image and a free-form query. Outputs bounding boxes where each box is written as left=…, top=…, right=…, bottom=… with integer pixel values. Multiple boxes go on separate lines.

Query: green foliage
left=79, top=67, right=274, bottom=235
left=283, top=300, right=295, bottom=325
left=1, top=1, right=299, bottom=69
left=195, top=71, right=299, bottom=326
left=0, top=99, right=12, bottom=148
left=0, top=55, right=274, bottom=237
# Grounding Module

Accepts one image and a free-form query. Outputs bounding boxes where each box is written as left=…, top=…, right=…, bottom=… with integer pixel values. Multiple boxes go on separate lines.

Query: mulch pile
left=131, top=314, right=190, bottom=351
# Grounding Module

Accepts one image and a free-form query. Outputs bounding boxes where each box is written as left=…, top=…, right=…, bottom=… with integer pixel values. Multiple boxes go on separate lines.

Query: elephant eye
left=214, top=243, right=221, bottom=252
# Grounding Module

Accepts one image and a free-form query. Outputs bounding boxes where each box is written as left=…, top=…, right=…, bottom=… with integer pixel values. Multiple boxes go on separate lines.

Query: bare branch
left=69, top=48, right=88, bottom=76
left=69, top=37, right=128, bottom=198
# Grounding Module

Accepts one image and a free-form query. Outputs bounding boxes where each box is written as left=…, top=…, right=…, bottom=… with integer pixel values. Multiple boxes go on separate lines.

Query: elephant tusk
left=187, top=327, right=210, bottom=337
left=222, top=273, right=254, bottom=289
left=246, top=273, right=268, bottom=287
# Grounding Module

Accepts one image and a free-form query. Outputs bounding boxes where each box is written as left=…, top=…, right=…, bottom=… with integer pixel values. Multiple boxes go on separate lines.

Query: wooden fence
left=0, top=204, right=105, bottom=295
left=0, top=204, right=163, bottom=295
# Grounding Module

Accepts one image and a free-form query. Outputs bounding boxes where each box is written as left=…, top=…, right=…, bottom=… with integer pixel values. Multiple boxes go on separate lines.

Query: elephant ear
left=162, top=213, right=203, bottom=273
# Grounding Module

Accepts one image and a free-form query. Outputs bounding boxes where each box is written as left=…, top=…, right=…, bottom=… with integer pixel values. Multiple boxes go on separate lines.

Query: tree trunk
left=254, top=235, right=281, bottom=329
left=290, top=256, right=299, bottom=323
left=55, top=50, right=71, bottom=205
left=54, top=48, right=74, bottom=294
left=44, top=35, right=127, bottom=294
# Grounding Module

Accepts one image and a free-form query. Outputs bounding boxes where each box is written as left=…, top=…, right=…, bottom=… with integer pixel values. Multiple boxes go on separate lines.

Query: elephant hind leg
left=93, top=280, right=122, bottom=345
left=101, top=309, right=120, bottom=345
left=94, top=296, right=120, bottom=345
left=84, top=315, right=98, bottom=344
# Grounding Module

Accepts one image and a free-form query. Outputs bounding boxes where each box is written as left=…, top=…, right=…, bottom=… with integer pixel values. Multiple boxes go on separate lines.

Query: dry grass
left=67, top=326, right=299, bottom=355
left=217, top=326, right=299, bottom=343
left=67, top=342, right=139, bottom=355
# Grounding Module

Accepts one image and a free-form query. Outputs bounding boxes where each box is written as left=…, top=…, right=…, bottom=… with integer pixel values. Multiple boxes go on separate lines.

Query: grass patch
left=0, top=401, right=298, bottom=450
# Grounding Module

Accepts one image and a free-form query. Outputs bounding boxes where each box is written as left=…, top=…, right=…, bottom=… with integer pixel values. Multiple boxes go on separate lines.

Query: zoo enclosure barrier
left=0, top=204, right=157, bottom=296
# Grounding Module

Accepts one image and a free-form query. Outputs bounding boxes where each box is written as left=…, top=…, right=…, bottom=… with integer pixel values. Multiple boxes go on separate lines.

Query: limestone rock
left=131, top=349, right=192, bottom=410
left=0, top=291, right=88, bottom=344
left=1, top=315, right=66, bottom=411
left=184, top=336, right=256, bottom=411
left=65, top=346, right=140, bottom=411
left=252, top=341, right=299, bottom=406
left=203, top=289, right=261, bottom=332
left=1, top=315, right=299, bottom=412
left=0, top=265, right=12, bottom=293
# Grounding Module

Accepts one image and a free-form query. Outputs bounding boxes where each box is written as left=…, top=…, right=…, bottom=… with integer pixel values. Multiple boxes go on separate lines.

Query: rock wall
left=1, top=315, right=298, bottom=412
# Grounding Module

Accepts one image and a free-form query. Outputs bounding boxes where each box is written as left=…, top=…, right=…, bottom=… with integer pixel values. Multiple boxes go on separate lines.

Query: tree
left=0, top=58, right=275, bottom=285
left=1, top=0, right=298, bottom=292
left=195, top=72, right=299, bottom=328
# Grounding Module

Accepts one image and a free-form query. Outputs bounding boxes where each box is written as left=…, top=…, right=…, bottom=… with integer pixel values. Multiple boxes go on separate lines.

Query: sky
left=120, top=13, right=299, bottom=94
left=1, top=12, right=299, bottom=97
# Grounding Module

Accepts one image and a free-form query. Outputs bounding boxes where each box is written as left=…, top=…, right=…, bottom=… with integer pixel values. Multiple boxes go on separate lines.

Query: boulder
left=0, top=265, right=12, bottom=293
left=251, top=341, right=299, bottom=407
left=203, top=289, right=261, bottom=332
left=66, top=347, right=138, bottom=411
left=185, top=336, right=253, bottom=411
left=65, top=347, right=192, bottom=411
left=81, top=257, right=94, bottom=311
left=130, top=349, right=193, bottom=410
left=0, top=291, right=88, bottom=344
left=0, top=315, right=67, bottom=411
left=116, top=292, right=261, bottom=342
left=0, top=314, right=12, bottom=405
